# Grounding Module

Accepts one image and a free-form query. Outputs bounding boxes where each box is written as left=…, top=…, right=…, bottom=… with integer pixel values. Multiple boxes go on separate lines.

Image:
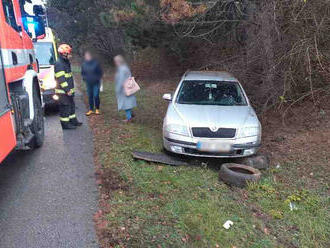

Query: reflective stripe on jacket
left=55, top=56, right=74, bottom=94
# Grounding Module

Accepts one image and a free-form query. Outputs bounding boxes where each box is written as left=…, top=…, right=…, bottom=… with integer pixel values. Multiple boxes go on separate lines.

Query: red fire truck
left=0, top=0, right=45, bottom=163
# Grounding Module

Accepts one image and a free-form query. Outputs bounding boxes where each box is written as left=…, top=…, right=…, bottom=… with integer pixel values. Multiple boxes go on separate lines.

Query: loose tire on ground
left=30, top=84, right=45, bottom=148
left=235, top=155, right=269, bottom=170
left=219, top=163, right=261, bottom=187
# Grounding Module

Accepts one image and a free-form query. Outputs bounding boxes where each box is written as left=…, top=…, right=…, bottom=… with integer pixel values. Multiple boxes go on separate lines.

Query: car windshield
left=34, top=42, right=56, bottom=66
left=176, top=80, right=247, bottom=106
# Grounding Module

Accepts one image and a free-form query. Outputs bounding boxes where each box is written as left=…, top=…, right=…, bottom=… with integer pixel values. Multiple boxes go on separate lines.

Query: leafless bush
left=131, top=47, right=183, bottom=79
left=87, top=26, right=126, bottom=63
left=176, top=0, right=330, bottom=111
left=49, top=0, right=330, bottom=111
left=247, top=0, right=330, bottom=110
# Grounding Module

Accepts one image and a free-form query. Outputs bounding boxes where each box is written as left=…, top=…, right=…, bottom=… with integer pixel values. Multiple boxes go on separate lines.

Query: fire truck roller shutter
left=0, top=49, right=36, bottom=67
left=1, top=48, right=37, bottom=82
left=23, top=69, right=42, bottom=121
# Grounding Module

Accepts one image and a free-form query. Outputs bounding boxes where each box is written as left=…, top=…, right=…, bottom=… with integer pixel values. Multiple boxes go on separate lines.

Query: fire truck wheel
left=30, top=84, right=45, bottom=148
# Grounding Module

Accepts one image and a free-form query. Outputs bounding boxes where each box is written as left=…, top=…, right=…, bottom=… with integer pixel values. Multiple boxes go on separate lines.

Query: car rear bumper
left=163, top=134, right=260, bottom=158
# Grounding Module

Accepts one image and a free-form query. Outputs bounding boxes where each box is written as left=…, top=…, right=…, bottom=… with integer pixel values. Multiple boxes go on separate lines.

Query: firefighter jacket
left=55, top=56, right=75, bottom=95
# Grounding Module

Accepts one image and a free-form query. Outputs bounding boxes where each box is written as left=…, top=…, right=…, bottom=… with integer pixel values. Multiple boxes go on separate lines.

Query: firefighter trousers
left=59, top=94, right=76, bottom=126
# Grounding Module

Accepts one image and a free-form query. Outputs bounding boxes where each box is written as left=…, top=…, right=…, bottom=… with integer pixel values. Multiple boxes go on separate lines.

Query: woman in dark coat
left=81, top=51, right=103, bottom=115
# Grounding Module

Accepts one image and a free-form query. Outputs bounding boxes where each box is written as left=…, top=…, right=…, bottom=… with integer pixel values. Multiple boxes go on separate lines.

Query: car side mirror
left=163, top=93, right=172, bottom=101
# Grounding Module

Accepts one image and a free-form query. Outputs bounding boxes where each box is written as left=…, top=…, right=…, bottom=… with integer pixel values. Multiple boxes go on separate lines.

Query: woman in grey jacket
left=114, top=55, right=137, bottom=122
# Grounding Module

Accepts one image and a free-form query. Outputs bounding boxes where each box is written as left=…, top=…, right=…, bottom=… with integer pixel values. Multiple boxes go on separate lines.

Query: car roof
left=183, top=71, right=238, bottom=82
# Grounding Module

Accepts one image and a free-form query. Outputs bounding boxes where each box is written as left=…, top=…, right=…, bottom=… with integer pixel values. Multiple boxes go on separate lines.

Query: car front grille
left=191, top=127, right=236, bottom=138
left=184, top=148, right=243, bottom=156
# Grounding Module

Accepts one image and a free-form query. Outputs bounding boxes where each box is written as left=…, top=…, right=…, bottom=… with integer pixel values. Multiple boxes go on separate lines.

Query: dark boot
left=71, top=118, right=83, bottom=126
left=61, top=122, right=77, bottom=130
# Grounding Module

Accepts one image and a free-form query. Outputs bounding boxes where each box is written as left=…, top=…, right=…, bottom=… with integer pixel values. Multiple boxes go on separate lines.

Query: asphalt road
left=0, top=91, right=99, bottom=248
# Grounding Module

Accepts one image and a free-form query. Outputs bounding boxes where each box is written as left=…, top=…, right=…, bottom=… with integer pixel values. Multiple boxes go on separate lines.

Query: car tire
left=219, top=163, right=261, bottom=187
left=30, top=84, right=45, bottom=148
left=235, top=155, right=269, bottom=170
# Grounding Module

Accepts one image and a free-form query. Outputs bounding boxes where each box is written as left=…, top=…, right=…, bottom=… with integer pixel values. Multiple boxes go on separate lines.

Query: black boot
left=61, top=122, right=77, bottom=130
left=71, top=118, right=83, bottom=126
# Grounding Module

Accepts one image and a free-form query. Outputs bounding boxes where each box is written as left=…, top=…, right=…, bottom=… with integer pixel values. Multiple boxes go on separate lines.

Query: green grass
left=81, top=73, right=330, bottom=248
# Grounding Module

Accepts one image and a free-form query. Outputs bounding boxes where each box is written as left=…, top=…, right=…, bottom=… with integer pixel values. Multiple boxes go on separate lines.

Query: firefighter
left=55, top=44, right=83, bottom=130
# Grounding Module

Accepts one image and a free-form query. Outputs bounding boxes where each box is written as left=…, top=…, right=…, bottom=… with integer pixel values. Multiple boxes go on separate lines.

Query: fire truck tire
left=30, top=84, right=45, bottom=148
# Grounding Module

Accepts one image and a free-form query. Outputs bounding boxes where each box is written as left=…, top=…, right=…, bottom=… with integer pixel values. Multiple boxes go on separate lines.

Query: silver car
left=163, top=71, right=261, bottom=158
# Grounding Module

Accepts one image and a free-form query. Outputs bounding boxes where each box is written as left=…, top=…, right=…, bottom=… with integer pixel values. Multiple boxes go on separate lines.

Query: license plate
left=197, top=142, right=232, bottom=153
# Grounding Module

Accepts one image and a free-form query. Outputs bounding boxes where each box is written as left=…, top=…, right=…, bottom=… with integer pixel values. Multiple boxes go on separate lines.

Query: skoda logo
left=210, top=126, right=218, bottom=132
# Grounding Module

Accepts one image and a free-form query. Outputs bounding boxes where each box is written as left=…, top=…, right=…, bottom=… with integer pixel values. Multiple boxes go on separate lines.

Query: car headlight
left=165, top=124, right=189, bottom=136
left=239, top=126, right=260, bottom=138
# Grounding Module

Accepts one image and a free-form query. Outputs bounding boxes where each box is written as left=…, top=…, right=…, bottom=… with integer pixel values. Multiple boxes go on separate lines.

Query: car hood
left=173, top=104, right=258, bottom=129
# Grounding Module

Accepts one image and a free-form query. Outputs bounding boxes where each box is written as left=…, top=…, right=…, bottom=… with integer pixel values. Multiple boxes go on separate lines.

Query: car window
left=2, top=0, right=19, bottom=31
left=177, top=80, right=247, bottom=106
left=34, top=42, right=56, bottom=66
